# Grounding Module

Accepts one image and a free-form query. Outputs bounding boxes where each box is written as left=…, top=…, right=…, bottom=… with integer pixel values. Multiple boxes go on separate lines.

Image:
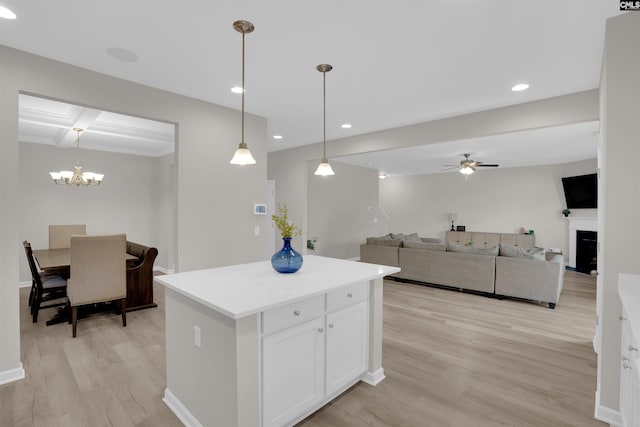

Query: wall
left=0, top=45, right=267, bottom=382
left=596, top=11, right=640, bottom=419
left=380, top=159, right=597, bottom=257
left=307, top=161, right=386, bottom=259
left=156, top=153, right=175, bottom=272
left=269, top=90, right=599, bottom=263
left=18, top=142, right=173, bottom=281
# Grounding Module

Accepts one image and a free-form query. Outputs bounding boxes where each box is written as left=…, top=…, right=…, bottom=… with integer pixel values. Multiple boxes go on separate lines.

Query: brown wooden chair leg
left=72, top=306, right=78, bottom=338
left=121, top=298, right=127, bottom=327
left=32, top=293, right=41, bottom=323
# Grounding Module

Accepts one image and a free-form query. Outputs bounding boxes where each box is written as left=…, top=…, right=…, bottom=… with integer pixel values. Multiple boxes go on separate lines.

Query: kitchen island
left=155, top=255, right=399, bottom=427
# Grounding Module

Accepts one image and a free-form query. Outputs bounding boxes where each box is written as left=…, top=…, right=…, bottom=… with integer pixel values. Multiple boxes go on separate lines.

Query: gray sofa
left=360, top=231, right=564, bottom=309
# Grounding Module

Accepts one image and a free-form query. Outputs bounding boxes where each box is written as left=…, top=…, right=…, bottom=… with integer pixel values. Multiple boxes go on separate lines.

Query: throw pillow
left=390, top=232, right=406, bottom=240
left=447, top=242, right=476, bottom=254
left=403, top=241, right=446, bottom=251
left=403, top=232, right=422, bottom=243
left=367, top=237, right=402, bottom=247
left=473, top=246, right=499, bottom=256
left=500, top=243, right=544, bottom=259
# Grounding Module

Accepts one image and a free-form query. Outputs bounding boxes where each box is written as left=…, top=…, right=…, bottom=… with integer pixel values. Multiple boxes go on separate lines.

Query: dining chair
left=49, top=224, right=86, bottom=249
left=68, top=234, right=127, bottom=337
left=23, top=241, right=67, bottom=323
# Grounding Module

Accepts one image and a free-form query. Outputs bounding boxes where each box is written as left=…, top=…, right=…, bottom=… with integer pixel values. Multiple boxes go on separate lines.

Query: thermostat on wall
left=254, top=204, right=267, bottom=215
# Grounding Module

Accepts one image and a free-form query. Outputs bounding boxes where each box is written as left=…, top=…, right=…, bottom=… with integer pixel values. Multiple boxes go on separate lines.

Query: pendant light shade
left=314, top=64, right=335, bottom=176
left=230, top=20, right=256, bottom=165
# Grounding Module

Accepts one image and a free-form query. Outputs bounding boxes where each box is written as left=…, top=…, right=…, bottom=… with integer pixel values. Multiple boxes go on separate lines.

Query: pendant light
left=314, top=64, right=335, bottom=176
left=230, top=20, right=256, bottom=165
left=49, top=128, right=104, bottom=186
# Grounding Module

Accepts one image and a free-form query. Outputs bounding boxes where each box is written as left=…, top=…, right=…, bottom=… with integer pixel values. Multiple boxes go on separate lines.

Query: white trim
left=18, top=280, right=31, bottom=288
left=594, top=389, right=622, bottom=426
left=0, top=363, right=25, bottom=386
left=361, top=367, right=385, bottom=386
left=154, top=266, right=175, bottom=275
left=163, top=388, right=203, bottom=427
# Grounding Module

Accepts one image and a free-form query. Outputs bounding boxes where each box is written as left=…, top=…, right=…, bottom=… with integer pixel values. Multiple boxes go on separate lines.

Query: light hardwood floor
left=1, top=271, right=604, bottom=427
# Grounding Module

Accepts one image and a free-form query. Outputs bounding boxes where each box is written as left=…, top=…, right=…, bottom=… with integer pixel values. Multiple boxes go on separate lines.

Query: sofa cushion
left=447, top=242, right=498, bottom=256
left=500, top=243, right=545, bottom=260
left=420, top=237, right=442, bottom=244
left=403, top=241, right=446, bottom=251
left=389, top=232, right=422, bottom=243
left=366, top=237, right=403, bottom=247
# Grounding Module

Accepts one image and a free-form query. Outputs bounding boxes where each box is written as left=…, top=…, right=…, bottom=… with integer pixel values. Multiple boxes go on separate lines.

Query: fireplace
left=576, top=230, right=597, bottom=274
left=567, top=217, right=597, bottom=271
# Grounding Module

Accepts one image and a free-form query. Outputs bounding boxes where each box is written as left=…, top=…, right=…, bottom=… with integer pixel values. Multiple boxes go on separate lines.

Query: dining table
left=33, top=248, right=137, bottom=325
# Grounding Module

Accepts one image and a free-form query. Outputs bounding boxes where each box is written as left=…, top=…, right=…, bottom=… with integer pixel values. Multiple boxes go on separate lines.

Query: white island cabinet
left=155, top=255, right=399, bottom=427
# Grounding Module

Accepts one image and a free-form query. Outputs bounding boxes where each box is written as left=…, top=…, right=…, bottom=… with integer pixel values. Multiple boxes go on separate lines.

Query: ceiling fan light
left=460, top=166, right=474, bottom=175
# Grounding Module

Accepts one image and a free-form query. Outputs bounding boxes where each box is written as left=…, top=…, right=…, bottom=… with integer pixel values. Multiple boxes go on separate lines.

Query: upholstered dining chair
left=49, top=224, right=86, bottom=249
left=68, top=234, right=127, bottom=337
left=23, top=241, right=67, bottom=323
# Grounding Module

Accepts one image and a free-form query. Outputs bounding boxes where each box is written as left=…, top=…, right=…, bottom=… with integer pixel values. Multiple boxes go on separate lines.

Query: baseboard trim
left=594, top=390, right=622, bottom=426
left=0, top=363, right=25, bottom=386
left=154, top=266, right=175, bottom=275
left=361, top=367, right=385, bottom=386
left=18, top=280, right=31, bottom=288
left=163, top=388, right=203, bottom=427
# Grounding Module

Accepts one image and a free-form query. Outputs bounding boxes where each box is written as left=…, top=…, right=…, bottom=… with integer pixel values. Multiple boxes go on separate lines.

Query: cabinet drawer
left=263, top=295, right=324, bottom=335
left=327, top=282, right=368, bottom=313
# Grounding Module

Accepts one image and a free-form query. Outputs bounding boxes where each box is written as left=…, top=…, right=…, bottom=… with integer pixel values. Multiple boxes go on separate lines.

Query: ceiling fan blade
left=442, top=164, right=459, bottom=167
left=476, top=164, right=499, bottom=167
left=442, top=166, right=459, bottom=171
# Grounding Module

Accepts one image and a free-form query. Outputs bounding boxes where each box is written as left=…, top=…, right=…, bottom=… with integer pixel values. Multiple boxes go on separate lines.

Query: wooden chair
left=49, top=224, right=86, bottom=249
left=68, top=234, right=127, bottom=337
left=23, top=241, right=67, bottom=323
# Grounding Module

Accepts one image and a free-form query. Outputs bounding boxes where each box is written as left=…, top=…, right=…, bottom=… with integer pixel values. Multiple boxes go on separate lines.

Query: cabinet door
left=621, top=312, right=635, bottom=427
left=326, top=301, right=368, bottom=396
left=262, top=317, right=324, bottom=427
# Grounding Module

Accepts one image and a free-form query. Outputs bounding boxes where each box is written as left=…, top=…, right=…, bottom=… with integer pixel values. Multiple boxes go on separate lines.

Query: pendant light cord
left=322, top=70, right=326, bottom=159
left=241, top=31, right=245, bottom=145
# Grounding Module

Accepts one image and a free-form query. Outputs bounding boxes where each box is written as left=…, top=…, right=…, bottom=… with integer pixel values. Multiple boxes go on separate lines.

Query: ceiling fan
left=443, top=153, right=499, bottom=175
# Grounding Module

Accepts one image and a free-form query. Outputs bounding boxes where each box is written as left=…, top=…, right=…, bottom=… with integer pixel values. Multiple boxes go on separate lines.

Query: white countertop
left=155, top=255, right=400, bottom=319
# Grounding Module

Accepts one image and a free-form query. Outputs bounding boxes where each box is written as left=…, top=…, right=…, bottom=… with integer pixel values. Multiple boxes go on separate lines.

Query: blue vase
left=271, top=237, right=303, bottom=274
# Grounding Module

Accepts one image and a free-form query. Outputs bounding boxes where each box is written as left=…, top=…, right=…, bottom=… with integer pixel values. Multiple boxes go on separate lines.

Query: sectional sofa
left=360, top=231, right=564, bottom=309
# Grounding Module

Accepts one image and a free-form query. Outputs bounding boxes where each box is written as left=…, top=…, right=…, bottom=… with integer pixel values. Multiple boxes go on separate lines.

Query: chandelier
left=49, top=128, right=104, bottom=186
left=314, top=64, right=335, bottom=176
left=229, top=20, right=257, bottom=165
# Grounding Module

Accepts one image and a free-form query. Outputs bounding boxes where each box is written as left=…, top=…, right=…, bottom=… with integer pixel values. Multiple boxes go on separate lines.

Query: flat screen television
left=562, top=173, right=597, bottom=209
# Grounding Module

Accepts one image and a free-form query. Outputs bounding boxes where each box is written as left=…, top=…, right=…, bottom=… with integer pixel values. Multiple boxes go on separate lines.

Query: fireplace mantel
left=566, top=216, right=597, bottom=269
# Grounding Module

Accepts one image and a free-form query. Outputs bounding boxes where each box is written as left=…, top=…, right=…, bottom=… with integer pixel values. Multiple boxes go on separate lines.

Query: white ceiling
left=19, top=95, right=175, bottom=157
left=3, top=2, right=621, bottom=166
left=335, top=121, right=600, bottom=175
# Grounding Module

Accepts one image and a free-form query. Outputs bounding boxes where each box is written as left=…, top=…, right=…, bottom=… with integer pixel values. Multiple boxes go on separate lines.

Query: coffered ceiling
left=19, top=95, right=175, bottom=158
left=3, top=1, right=623, bottom=169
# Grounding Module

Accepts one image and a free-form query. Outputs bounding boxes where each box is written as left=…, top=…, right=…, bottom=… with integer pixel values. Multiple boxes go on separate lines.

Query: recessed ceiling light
left=512, top=83, right=529, bottom=92
left=272, top=135, right=283, bottom=140
left=379, top=172, right=387, bottom=179
left=231, top=86, right=245, bottom=94
left=0, top=6, right=16, bottom=19
left=105, top=47, right=139, bottom=62
left=341, top=123, right=352, bottom=129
